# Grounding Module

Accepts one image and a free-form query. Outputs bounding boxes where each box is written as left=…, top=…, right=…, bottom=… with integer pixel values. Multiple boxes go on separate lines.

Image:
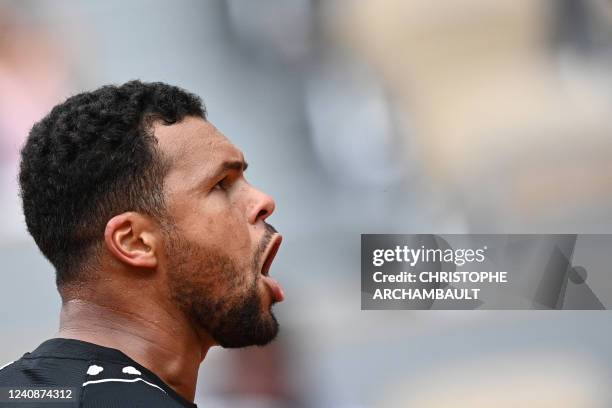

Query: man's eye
left=213, top=177, right=229, bottom=191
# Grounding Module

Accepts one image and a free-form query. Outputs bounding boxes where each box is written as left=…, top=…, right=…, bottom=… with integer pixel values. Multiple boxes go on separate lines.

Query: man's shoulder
left=0, top=346, right=193, bottom=407
left=0, top=354, right=90, bottom=386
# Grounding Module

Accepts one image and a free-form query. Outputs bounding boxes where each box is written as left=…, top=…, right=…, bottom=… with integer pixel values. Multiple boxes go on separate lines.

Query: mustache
left=265, top=223, right=278, bottom=236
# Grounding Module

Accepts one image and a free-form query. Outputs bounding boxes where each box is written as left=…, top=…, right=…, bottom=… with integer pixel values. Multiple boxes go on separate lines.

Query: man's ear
left=104, top=212, right=159, bottom=269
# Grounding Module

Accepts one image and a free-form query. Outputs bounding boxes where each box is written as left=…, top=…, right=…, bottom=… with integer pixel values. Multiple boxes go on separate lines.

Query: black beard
left=201, top=279, right=279, bottom=348
left=165, top=224, right=279, bottom=348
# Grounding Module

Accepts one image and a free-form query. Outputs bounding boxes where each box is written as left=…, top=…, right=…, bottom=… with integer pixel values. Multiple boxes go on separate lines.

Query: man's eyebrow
left=206, top=160, right=248, bottom=183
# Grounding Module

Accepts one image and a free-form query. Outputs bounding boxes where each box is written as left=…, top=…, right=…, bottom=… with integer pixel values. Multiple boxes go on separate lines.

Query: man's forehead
left=153, top=116, right=243, bottom=170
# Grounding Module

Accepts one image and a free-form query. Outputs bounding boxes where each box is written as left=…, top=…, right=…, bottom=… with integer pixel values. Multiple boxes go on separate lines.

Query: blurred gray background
left=1, top=1, right=612, bottom=406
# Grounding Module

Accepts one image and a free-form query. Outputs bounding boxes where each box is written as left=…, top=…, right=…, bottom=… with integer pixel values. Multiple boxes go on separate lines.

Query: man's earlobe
left=104, top=213, right=159, bottom=269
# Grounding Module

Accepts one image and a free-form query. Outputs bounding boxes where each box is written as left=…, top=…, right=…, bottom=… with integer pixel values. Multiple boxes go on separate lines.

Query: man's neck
left=57, top=298, right=213, bottom=402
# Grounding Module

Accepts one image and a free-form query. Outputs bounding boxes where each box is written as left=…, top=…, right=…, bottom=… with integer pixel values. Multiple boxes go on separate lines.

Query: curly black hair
left=19, top=80, right=206, bottom=286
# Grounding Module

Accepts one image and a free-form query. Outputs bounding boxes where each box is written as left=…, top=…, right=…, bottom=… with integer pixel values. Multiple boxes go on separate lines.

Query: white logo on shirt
left=86, top=365, right=104, bottom=375
left=122, top=366, right=142, bottom=376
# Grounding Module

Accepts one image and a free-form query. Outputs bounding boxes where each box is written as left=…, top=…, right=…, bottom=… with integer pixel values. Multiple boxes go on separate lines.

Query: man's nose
left=248, top=186, right=276, bottom=225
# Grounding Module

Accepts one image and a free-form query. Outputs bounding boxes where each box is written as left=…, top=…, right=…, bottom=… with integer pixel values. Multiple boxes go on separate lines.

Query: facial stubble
left=165, top=225, right=279, bottom=348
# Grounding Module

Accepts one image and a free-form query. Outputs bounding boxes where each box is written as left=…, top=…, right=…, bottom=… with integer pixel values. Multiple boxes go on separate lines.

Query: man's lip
left=261, top=234, right=282, bottom=276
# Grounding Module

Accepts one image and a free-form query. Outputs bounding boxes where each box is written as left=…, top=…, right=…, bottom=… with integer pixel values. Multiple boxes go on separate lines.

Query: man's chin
left=205, top=309, right=279, bottom=349
left=216, top=330, right=279, bottom=349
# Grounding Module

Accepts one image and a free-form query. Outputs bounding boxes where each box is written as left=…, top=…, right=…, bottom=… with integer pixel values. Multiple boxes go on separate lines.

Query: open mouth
left=261, top=234, right=282, bottom=276
left=260, top=234, right=285, bottom=303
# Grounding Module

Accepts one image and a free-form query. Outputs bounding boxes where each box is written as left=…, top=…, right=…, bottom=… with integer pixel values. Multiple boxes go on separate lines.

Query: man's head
left=19, top=80, right=283, bottom=347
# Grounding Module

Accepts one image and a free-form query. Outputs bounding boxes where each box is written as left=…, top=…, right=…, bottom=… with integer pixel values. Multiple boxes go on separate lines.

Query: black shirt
left=0, top=338, right=197, bottom=407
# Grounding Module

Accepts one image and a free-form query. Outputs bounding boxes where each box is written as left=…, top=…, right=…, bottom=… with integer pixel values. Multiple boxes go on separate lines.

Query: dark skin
left=57, top=117, right=281, bottom=402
